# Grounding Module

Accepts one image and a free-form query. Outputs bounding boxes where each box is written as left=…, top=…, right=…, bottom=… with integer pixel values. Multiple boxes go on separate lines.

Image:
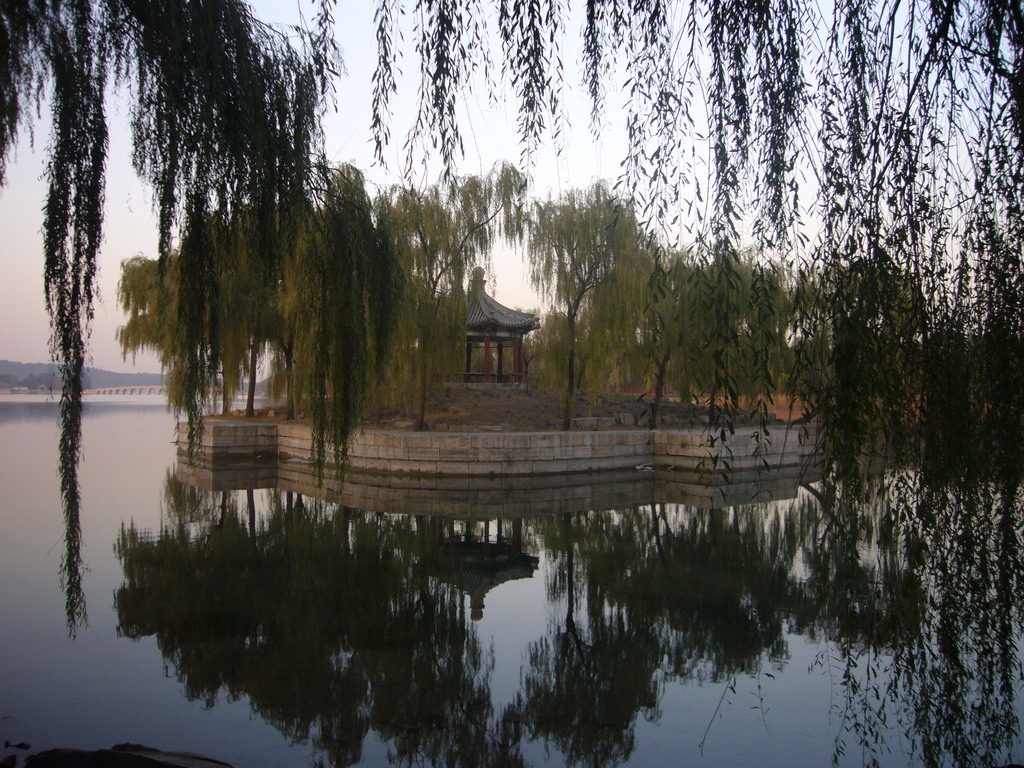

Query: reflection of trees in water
left=813, top=474, right=1024, bottom=768
left=503, top=504, right=810, bottom=767
left=115, top=474, right=1024, bottom=768
left=494, top=488, right=1024, bottom=768
left=61, top=494, right=87, bottom=637
left=116, top=492, right=512, bottom=768
left=510, top=516, right=661, bottom=768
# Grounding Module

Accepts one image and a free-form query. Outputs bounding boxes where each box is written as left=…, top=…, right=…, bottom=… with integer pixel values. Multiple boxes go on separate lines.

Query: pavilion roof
left=466, top=268, right=540, bottom=334
left=467, top=291, right=541, bottom=333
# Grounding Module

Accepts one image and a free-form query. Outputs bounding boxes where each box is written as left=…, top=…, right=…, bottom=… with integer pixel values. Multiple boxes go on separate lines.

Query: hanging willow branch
left=41, top=0, right=108, bottom=636
left=291, top=164, right=403, bottom=477
left=373, top=0, right=1024, bottom=490
left=1, top=0, right=339, bottom=634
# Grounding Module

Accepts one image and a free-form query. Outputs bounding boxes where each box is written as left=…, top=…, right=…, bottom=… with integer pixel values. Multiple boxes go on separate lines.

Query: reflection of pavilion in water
left=175, top=457, right=817, bottom=621
left=127, top=457, right=1018, bottom=768
left=421, top=517, right=538, bottom=620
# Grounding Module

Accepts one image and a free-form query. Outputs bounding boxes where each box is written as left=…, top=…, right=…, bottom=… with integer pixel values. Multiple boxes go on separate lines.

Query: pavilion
left=464, top=267, right=540, bottom=386
left=419, top=516, right=539, bottom=621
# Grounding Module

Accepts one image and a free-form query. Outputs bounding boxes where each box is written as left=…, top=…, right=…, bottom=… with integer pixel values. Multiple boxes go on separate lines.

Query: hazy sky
left=0, top=0, right=626, bottom=373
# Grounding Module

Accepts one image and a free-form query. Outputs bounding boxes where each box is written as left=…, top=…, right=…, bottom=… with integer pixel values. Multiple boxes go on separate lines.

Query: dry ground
left=247, top=386, right=805, bottom=431
left=361, top=386, right=804, bottom=431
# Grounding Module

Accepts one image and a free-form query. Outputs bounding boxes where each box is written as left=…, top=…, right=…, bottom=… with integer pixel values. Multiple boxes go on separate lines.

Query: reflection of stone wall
left=178, top=453, right=821, bottom=515
left=653, top=469, right=821, bottom=508
left=175, top=459, right=278, bottom=492
left=179, top=420, right=818, bottom=480
left=286, top=466, right=655, bottom=518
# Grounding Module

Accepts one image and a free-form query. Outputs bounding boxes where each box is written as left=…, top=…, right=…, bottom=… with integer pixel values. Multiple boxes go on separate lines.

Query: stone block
left=415, top=446, right=442, bottom=461
left=472, top=461, right=504, bottom=475
left=442, top=435, right=472, bottom=451
left=478, top=448, right=513, bottom=462
left=532, top=434, right=562, bottom=449
left=501, top=434, right=532, bottom=449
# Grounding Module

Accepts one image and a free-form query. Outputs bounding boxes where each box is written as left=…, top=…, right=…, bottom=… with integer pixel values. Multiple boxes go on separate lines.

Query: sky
left=0, top=0, right=629, bottom=373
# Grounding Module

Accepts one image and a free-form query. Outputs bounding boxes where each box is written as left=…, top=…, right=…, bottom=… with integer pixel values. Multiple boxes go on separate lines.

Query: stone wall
left=179, top=420, right=818, bottom=480
left=653, top=424, right=818, bottom=482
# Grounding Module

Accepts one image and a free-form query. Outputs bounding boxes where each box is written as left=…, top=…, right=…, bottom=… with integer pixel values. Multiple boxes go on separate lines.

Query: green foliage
left=117, top=164, right=400, bottom=474
left=117, top=221, right=273, bottom=417
left=527, top=180, right=641, bottom=429
left=371, top=0, right=1024, bottom=496
left=525, top=235, right=798, bottom=430
left=1, top=0, right=336, bottom=569
left=283, top=164, right=401, bottom=473
left=375, top=163, right=527, bottom=427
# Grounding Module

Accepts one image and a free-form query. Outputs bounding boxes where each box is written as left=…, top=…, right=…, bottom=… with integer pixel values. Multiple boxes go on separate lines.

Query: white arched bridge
left=86, top=385, right=168, bottom=396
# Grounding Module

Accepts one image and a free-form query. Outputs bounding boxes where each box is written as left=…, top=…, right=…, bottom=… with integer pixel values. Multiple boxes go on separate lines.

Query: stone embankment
left=178, top=419, right=819, bottom=484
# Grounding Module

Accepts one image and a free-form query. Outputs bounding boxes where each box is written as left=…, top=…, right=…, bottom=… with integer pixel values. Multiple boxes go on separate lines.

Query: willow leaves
left=375, top=163, right=527, bottom=428
left=1, top=1, right=337, bottom=598
left=372, top=0, right=1024, bottom=492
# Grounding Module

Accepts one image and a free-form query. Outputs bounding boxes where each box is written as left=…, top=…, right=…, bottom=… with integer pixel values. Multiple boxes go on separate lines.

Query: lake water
left=1, top=396, right=1022, bottom=768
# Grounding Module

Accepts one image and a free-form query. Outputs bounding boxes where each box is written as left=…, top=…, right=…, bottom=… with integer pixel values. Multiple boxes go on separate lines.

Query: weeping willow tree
left=286, top=164, right=402, bottom=472
left=1, top=0, right=340, bottom=631
left=117, top=219, right=277, bottom=418
left=371, top=0, right=1024, bottom=489
left=628, top=249, right=701, bottom=428
left=693, top=248, right=797, bottom=437
left=577, top=243, right=795, bottom=428
left=374, top=163, right=527, bottom=429
left=116, top=163, right=400, bottom=469
left=526, top=308, right=602, bottom=395
left=527, top=181, right=641, bottom=430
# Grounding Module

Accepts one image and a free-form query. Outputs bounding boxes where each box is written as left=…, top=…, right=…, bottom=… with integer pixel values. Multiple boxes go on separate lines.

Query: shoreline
left=179, top=419, right=820, bottom=484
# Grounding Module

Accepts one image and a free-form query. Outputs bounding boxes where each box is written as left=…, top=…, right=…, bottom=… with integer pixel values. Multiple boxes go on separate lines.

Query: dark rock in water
left=24, top=745, right=233, bottom=768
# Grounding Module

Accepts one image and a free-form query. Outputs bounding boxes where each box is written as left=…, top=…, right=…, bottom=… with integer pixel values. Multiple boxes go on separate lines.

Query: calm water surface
left=1, top=397, right=1022, bottom=768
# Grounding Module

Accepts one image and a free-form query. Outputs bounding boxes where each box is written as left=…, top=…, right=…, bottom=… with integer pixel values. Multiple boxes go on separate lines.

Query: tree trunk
left=245, top=342, right=258, bottom=417
left=651, top=351, right=670, bottom=428
left=575, top=357, right=588, bottom=391
left=416, top=325, right=432, bottom=430
left=416, top=358, right=429, bottom=431
left=283, top=338, right=295, bottom=420
left=246, top=488, right=256, bottom=533
left=563, top=319, right=576, bottom=431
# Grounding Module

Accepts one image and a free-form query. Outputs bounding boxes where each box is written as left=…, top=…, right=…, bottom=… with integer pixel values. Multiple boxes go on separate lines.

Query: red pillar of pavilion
left=484, top=335, right=491, bottom=382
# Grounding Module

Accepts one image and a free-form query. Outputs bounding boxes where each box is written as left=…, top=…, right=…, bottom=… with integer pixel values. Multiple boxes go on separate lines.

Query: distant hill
left=0, top=360, right=164, bottom=390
